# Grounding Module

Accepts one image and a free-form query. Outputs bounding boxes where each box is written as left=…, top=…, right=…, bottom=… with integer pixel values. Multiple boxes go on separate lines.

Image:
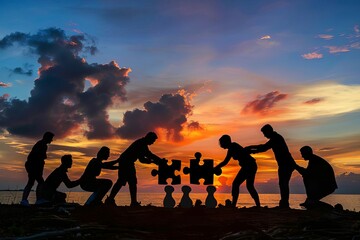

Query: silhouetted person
left=295, top=146, right=337, bottom=208
left=215, top=135, right=260, bottom=208
left=80, top=146, right=117, bottom=206
left=105, top=132, right=162, bottom=207
left=246, top=124, right=295, bottom=208
left=21, top=131, right=54, bottom=206
left=38, top=155, right=80, bottom=204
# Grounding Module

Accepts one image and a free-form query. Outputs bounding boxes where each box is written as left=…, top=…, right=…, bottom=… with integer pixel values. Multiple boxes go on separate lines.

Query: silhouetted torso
left=80, top=158, right=102, bottom=182
left=118, top=137, right=158, bottom=164
left=227, top=142, right=256, bottom=167
left=265, top=132, right=295, bottom=167
left=44, top=166, right=78, bottom=191
left=27, top=139, right=48, bottom=166
left=298, top=154, right=337, bottom=199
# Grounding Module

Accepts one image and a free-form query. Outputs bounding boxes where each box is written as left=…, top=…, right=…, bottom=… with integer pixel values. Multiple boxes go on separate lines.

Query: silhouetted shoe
left=104, top=197, right=117, bottom=206
left=130, top=201, right=141, bottom=207
left=20, top=199, right=30, bottom=207
left=35, top=199, right=51, bottom=205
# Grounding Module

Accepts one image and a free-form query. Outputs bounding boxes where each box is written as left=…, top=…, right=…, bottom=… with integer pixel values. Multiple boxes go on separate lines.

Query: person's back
left=40, top=154, right=79, bottom=204
left=80, top=147, right=115, bottom=206
left=267, top=132, right=295, bottom=167
left=229, top=142, right=256, bottom=167
left=27, top=139, right=48, bottom=163
left=119, top=137, right=149, bottom=163
left=80, top=158, right=102, bottom=183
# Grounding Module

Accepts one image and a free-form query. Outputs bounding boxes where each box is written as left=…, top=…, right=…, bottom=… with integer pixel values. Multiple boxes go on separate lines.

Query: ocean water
left=1, top=191, right=359, bottom=211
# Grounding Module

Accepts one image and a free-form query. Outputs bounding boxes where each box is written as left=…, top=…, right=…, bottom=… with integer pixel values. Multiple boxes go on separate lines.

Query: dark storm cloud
left=242, top=91, right=287, bottom=114
left=11, top=67, right=33, bottom=76
left=304, top=98, right=324, bottom=104
left=187, top=121, right=203, bottom=131
left=0, top=28, right=129, bottom=139
left=117, top=93, right=193, bottom=141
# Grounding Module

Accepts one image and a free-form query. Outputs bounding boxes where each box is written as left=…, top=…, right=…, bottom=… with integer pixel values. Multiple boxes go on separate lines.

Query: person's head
left=61, top=154, right=73, bottom=168
left=43, top=131, right=54, bottom=144
left=194, top=152, right=202, bottom=159
left=219, top=135, right=231, bottom=149
left=97, top=146, right=110, bottom=160
left=261, top=124, right=274, bottom=139
left=300, top=146, right=313, bottom=160
left=145, top=132, right=158, bottom=145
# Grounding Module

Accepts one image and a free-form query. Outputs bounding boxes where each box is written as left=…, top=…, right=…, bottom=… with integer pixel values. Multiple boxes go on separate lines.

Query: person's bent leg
left=278, top=167, right=293, bottom=208
left=108, top=179, right=122, bottom=199
left=35, top=176, right=44, bottom=201
left=246, top=171, right=260, bottom=207
left=22, top=176, right=35, bottom=202
left=94, top=179, right=112, bottom=204
left=232, top=170, right=246, bottom=207
left=129, top=182, right=138, bottom=206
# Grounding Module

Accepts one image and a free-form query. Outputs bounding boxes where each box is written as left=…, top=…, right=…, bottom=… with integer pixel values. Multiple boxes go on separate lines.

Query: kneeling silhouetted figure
left=80, top=146, right=118, bottom=206
left=39, top=154, right=80, bottom=204
left=295, top=146, right=337, bottom=209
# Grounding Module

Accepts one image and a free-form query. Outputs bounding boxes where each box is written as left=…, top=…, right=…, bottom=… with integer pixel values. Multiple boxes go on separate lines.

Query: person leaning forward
left=245, top=124, right=296, bottom=209
left=105, top=132, right=163, bottom=207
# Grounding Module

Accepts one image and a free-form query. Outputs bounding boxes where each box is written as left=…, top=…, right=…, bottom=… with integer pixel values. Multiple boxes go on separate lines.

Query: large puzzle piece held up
left=151, top=159, right=181, bottom=185
left=183, top=159, right=222, bottom=185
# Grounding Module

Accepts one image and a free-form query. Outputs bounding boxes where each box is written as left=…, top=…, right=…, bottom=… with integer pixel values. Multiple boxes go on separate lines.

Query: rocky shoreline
left=0, top=204, right=359, bottom=239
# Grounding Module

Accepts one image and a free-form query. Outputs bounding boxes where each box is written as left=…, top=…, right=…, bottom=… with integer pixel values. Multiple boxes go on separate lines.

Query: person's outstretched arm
left=63, top=174, right=81, bottom=188
left=102, top=159, right=119, bottom=169
left=245, top=141, right=271, bottom=153
left=215, top=150, right=232, bottom=170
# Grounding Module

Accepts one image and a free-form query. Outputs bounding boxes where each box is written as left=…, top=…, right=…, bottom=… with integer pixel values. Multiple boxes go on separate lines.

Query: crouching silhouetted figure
left=38, top=154, right=80, bottom=204
left=80, top=147, right=118, bottom=206
left=295, top=146, right=337, bottom=209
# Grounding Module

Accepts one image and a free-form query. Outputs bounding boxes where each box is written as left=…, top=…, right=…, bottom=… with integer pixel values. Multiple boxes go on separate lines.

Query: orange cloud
left=317, top=34, right=334, bottom=40
left=260, top=35, right=271, bottom=40
left=302, top=52, right=323, bottom=59
left=242, top=91, right=288, bottom=115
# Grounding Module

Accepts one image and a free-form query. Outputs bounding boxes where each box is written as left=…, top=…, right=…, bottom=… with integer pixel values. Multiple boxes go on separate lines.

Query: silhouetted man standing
left=246, top=124, right=295, bottom=208
left=39, top=154, right=80, bottom=204
left=295, top=146, right=337, bottom=208
left=105, top=132, right=162, bottom=207
left=215, top=135, right=260, bottom=208
left=21, top=131, right=54, bottom=206
left=80, top=146, right=117, bottom=206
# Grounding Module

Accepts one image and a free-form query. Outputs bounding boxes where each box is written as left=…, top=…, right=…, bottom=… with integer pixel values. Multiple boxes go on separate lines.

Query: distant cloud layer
left=304, top=98, right=324, bottom=105
left=11, top=67, right=33, bottom=76
left=242, top=91, right=287, bottom=115
left=317, top=34, right=334, bottom=40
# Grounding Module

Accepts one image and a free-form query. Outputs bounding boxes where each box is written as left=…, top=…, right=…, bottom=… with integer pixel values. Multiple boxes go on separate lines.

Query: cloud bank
left=0, top=28, right=130, bottom=139
left=117, top=93, right=193, bottom=141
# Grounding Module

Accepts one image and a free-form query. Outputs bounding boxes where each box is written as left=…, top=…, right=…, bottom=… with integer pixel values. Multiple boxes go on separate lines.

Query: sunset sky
left=0, top=0, right=359, bottom=193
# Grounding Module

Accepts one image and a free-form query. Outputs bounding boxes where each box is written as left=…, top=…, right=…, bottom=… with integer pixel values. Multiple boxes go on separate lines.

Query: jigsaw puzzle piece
left=151, top=159, right=181, bottom=185
left=183, top=159, right=222, bottom=185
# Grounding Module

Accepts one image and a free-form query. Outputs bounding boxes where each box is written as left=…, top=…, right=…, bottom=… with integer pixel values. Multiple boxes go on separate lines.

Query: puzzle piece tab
left=183, top=159, right=222, bottom=185
left=151, top=159, right=181, bottom=185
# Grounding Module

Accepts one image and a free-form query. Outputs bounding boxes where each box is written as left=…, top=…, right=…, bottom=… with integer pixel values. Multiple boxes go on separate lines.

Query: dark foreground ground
left=0, top=204, right=359, bottom=240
